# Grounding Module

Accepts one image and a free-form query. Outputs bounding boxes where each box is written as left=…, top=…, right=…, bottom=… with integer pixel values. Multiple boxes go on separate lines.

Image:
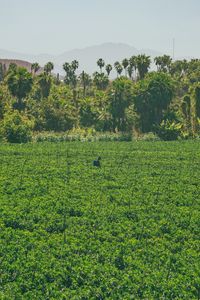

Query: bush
left=136, top=132, right=160, bottom=141
left=0, top=111, right=33, bottom=143
left=32, top=130, right=133, bottom=143
left=155, top=120, right=182, bottom=141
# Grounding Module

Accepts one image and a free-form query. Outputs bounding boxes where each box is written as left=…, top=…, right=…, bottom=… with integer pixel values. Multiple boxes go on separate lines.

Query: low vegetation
left=0, top=141, right=200, bottom=299
left=0, top=55, right=200, bottom=299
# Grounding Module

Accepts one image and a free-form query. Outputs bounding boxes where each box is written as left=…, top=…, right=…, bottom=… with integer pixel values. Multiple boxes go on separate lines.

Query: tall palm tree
left=79, top=71, right=91, bottom=96
left=31, top=62, right=40, bottom=75
left=97, top=58, right=105, bottom=73
left=63, top=62, right=71, bottom=74
left=154, top=56, right=162, bottom=71
left=37, top=73, right=52, bottom=98
left=44, top=62, right=54, bottom=75
left=154, top=55, right=172, bottom=73
left=93, top=72, right=109, bottom=90
left=105, top=64, right=112, bottom=77
left=122, top=58, right=129, bottom=76
left=127, top=65, right=133, bottom=80
left=136, top=54, right=151, bottom=80
left=114, top=62, right=123, bottom=77
left=71, top=60, right=79, bottom=72
left=129, top=56, right=137, bottom=80
left=63, top=61, right=78, bottom=88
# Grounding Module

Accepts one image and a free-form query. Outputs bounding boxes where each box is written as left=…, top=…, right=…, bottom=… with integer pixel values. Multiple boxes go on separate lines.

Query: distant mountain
left=0, top=59, right=33, bottom=72
left=0, top=43, right=163, bottom=76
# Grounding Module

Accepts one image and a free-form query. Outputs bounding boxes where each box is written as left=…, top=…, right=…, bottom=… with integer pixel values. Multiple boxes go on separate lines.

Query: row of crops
left=0, top=141, right=200, bottom=299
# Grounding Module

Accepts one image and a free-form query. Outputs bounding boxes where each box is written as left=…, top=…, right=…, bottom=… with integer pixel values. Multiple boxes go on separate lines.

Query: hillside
left=0, top=59, right=33, bottom=72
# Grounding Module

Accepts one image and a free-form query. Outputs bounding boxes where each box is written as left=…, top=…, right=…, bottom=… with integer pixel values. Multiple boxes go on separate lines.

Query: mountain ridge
left=0, top=42, right=163, bottom=75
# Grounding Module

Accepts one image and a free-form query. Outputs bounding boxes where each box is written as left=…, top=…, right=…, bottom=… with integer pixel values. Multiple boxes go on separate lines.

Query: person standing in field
left=93, top=156, right=101, bottom=167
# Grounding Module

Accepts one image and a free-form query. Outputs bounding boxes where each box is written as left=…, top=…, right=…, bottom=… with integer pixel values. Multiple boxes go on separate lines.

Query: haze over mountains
left=0, top=42, right=164, bottom=75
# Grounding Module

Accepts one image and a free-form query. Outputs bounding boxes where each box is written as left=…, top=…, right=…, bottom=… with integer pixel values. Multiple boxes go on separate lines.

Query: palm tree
left=63, top=61, right=78, bottom=88
left=6, top=67, right=33, bottom=110
left=31, top=62, right=40, bottom=75
left=127, top=65, right=133, bottom=80
left=71, top=60, right=79, bottom=72
left=97, top=58, right=105, bottom=73
left=93, top=72, right=109, bottom=90
left=154, top=56, right=162, bottom=71
left=129, top=56, right=137, bottom=80
left=0, top=63, right=4, bottom=82
left=114, top=62, right=123, bottom=77
left=79, top=71, right=91, bottom=96
left=181, top=95, right=191, bottom=130
left=154, top=55, right=172, bottom=72
left=44, top=62, right=54, bottom=75
left=63, top=62, right=71, bottom=74
left=37, top=73, right=52, bottom=98
left=105, top=64, right=112, bottom=76
left=136, top=54, right=151, bottom=80
left=122, top=58, right=129, bottom=76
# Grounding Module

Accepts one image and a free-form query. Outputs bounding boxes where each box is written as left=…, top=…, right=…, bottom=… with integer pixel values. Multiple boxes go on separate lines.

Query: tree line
left=0, top=54, right=200, bottom=142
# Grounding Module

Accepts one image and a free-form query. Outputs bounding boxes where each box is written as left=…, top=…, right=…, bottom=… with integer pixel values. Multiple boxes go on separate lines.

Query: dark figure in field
left=93, top=156, right=101, bottom=167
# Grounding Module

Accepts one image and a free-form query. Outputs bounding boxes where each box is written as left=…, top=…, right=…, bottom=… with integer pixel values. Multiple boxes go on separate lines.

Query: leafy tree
left=40, top=98, right=76, bottom=131
left=193, top=83, right=200, bottom=118
left=155, top=119, right=181, bottom=140
left=63, top=61, right=78, bottom=89
left=108, top=77, right=134, bottom=131
left=37, top=73, right=52, bottom=98
left=181, top=95, right=191, bottom=133
left=93, top=72, right=109, bottom=90
left=134, top=72, right=175, bottom=132
left=0, top=110, right=32, bottom=143
left=0, top=85, right=11, bottom=119
left=170, top=60, right=188, bottom=77
left=0, top=63, right=6, bottom=82
left=79, top=71, right=91, bottom=96
left=6, top=67, right=33, bottom=110
left=154, top=55, right=172, bottom=73
left=79, top=97, right=98, bottom=127
left=191, top=83, right=200, bottom=134
left=8, top=63, right=17, bottom=73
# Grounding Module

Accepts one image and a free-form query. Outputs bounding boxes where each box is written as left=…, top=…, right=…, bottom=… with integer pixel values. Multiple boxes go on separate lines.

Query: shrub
left=155, top=120, right=182, bottom=141
left=136, top=132, right=160, bottom=141
left=0, top=111, right=33, bottom=143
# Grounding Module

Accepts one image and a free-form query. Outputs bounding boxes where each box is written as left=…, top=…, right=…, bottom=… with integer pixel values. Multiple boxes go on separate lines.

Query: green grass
left=0, top=141, right=200, bottom=299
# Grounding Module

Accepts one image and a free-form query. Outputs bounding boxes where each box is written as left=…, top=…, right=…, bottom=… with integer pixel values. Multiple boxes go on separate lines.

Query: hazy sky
left=1, top=0, right=200, bottom=58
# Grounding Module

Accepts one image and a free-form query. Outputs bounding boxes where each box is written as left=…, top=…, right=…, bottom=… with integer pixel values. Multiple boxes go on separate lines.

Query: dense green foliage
left=1, top=55, right=200, bottom=142
left=0, top=141, right=200, bottom=299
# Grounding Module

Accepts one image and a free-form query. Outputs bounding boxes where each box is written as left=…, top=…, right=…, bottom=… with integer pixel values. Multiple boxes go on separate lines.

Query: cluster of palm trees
left=31, top=61, right=54, bottom=75
left=30, top=54, right=152, bottom=82
left=95, top=55, right=152, bottom=80
left=30, top=55, right=200, bottom=92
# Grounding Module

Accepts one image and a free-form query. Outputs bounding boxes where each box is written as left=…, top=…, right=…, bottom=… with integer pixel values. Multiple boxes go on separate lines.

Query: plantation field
left=0, top=141, right=200, bottom=299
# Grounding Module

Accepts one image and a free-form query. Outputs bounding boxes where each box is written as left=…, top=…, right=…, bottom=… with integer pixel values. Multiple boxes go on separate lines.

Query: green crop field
left=0, top=141, right=200, bottom=299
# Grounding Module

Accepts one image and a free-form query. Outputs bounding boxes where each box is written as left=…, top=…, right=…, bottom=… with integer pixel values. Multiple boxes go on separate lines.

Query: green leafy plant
left=1, top=111, right=33, bottom=143
left=155, top=119, right=182, bottom=140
